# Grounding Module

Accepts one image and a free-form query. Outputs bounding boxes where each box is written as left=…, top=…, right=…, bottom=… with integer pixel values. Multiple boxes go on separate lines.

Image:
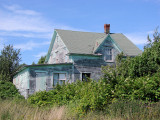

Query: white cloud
left=0, top=31, right=52, bottom=39
left=125, top=32, right=148, bottom=45
left=3, top=4, right=40, bottom=16
left=0, top=10, right=53, bottom=33
left=34, top=52, right=47, bottom=59
left=0, top=4, right=54, bottom=40
left=0, top=4, right=81, bottom=39
left=14, top=41, right=50, bottom=51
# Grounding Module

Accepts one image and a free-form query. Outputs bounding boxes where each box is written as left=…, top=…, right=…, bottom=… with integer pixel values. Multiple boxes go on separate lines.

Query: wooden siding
left=48, top=33, right=72, bottom=64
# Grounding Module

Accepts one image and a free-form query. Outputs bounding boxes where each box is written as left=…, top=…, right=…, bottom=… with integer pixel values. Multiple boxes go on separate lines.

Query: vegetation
left=1, top=99, right=160, bottom=120
left=0, top=45, right=21, bottom=82
left=0, top=81, right=24, bottom=100
left=0, top=29, right=160, bottom=119
left=31, top=55, right=46, bottom=65
left=0, top=100, right=66, bottom=120
left=38, top=55, right=46, bottom=64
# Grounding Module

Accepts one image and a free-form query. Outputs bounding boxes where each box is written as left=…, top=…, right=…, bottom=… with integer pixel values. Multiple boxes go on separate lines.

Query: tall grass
left=0, top=99, right=66, bottom=120
left=1, top=99, right=160, bottom=120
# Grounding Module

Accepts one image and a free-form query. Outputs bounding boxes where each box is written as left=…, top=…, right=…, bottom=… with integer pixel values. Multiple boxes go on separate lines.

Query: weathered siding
left=95, top=35, right=120, bottom=62
left=28, top=64, right=73, bottom=95
left=48, top=33, right=72, bottom=64
left=13, top=68, right=29, bottom=98
left=71, top=55, right=106, bottom=81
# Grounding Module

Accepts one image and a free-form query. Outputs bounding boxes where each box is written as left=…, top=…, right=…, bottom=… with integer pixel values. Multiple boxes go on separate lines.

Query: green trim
left=45, top=31, right=57, bottom=63
left=26, top=63, right=73, bottom=68
left=14, top=67, right=28, bottom=77
left=35, top=70, right=48, bottom=73
left=109, top=34, right=123, bottom=53
left=14, top=67, right=29, bottom=78
left=68, top=53, right=102, bottom=57
left=94, top=34, right=122, bottom=53
left=14, top=63, right=73, bottom=77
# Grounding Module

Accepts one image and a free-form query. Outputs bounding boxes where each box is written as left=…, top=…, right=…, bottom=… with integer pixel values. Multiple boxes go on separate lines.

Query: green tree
left=38, top=56, right=46, bottom=64
left=32, top=62, right=36, bottom=65
left=0, top=45, right=21, bottom=82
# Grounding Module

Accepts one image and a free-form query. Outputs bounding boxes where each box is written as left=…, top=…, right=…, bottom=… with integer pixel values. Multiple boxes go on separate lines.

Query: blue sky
left=0, top=0, right=159, bottom=65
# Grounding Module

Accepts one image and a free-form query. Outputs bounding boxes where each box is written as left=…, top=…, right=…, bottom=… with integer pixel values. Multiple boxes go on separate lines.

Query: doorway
left=82, top=73, right=91, bottom=82
left=36, top=72, right=46, bottom=91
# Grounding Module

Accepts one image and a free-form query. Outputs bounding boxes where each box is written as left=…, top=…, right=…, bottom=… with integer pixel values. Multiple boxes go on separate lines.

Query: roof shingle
left=55, top=29, right=142, bottom=56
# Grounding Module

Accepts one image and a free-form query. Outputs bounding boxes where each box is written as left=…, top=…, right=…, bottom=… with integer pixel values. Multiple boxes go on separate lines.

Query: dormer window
left=104, top=48, right=113, bottom=62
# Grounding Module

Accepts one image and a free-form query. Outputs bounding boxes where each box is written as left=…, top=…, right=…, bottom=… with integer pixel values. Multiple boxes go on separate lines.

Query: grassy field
left=1, top=99, right=160, bottom=120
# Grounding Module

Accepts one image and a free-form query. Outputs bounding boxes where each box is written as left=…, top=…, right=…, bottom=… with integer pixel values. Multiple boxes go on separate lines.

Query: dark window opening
left=82, top=73, right=91, bottom=82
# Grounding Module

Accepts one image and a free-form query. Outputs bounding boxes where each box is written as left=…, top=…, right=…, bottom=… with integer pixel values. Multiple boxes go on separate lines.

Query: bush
left=28, top=80, right=113, bottom=115
left=0, top=81, right=23, bottom=99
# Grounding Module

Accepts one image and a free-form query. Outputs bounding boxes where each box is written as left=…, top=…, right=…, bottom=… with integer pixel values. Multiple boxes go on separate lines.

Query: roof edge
left=26, top=63, right=73, bottom=67
left=45, top=30, right=57, bottom=63
left=67, top=53, right=102, bottom=56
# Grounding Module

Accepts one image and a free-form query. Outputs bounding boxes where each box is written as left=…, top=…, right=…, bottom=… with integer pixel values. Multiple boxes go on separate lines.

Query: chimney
left=104, top=24, right=110, bottom=34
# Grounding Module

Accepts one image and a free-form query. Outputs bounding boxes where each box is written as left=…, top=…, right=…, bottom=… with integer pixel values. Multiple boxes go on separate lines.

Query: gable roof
left=55, top=29, right=106, bottom=54
left=110, top=34, right=142, bottom=56
left=55, top=29, right=142, bottom=56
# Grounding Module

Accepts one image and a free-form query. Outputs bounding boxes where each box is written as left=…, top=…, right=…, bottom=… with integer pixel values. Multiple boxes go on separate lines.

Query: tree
left=38, top=56, right=46, bottom=64
left=32, top=62, right=36, bottom=65
left=0, top=45, right=21, bottom=82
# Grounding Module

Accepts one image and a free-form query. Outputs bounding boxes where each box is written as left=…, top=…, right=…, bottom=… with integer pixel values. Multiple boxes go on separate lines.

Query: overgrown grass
left=0, top=99, right=66, bottom=120
left=1, top=99, right=160, bottom=120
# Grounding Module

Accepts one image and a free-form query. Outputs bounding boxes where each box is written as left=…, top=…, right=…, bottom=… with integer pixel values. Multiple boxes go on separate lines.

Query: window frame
left=104, top=47, right=114, bottom=62
left=53, top=73, right=66, bottom=86
left=82, top=73, right=91, bottom=82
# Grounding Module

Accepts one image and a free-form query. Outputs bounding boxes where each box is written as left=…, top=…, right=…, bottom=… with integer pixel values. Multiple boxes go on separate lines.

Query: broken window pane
left=53, top=73, right=66, bottom=86
left=105, top=48, right=113, bottom=61
left=59, top=73, right=66, bottom=80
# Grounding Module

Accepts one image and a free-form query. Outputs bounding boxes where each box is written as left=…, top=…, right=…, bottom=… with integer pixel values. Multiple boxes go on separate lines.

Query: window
left=53, top=73, right=66, bottom=86
left=105, top=48, right=113, bottom=61
left=82, top=73, right=91, bottom=82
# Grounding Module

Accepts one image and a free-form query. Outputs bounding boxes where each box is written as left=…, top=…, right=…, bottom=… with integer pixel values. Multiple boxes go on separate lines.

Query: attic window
left=104, top=48, right=113, bottom=62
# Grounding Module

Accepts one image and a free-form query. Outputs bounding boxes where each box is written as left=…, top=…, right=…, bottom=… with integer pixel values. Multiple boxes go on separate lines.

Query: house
left=13, top=24, right=142, bottom=98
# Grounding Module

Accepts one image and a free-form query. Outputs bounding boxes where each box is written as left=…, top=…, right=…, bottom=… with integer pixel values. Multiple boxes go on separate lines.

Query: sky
left=0, top=0, right=159, bottom=65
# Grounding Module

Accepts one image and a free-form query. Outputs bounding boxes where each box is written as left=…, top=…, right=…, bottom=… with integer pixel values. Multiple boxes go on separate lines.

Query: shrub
left=28, top=80, right=113, bottom=115
left=0, top=81, right=23, bottom=99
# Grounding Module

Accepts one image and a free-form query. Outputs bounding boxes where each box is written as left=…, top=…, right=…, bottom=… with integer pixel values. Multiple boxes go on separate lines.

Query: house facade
left=13, top=24, right=142, bottom=98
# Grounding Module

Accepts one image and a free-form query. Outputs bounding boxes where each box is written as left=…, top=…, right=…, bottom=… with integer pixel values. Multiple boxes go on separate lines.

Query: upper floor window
left=104, top=48, right=113, bottom=62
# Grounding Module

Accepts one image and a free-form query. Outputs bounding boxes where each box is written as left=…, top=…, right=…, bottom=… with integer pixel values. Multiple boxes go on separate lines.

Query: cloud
left=125, top=32, right=148, bottom=45
left=0, top=4, right=82, bottom=39
left=3, top=4, right=40, bottom=16
left=0, top=4, right=54, bottom=40
left=34, top=52, right=47, bottom=59
left=0, top=9, right=53, bottom=33
left=0, top=31, right=52, bottom=39
left=14, top=41, right=50, bottom=51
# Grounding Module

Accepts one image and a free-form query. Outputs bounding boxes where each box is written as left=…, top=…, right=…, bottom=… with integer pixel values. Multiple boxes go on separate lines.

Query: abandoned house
left=13, top=24, right=142, bottom=98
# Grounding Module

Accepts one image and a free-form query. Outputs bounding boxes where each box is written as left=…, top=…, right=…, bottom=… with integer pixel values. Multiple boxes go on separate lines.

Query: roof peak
left=55, top=29, right=120, bottom=34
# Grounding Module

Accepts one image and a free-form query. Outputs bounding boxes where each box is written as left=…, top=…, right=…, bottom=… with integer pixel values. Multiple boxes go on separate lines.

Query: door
left=53, top=73, right=59, bottom=86
left=36, top=72, right=46, bottom=91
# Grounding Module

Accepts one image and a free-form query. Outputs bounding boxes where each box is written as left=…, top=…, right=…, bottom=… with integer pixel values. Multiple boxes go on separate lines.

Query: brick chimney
left=104, top=24, right=110, bottom=34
